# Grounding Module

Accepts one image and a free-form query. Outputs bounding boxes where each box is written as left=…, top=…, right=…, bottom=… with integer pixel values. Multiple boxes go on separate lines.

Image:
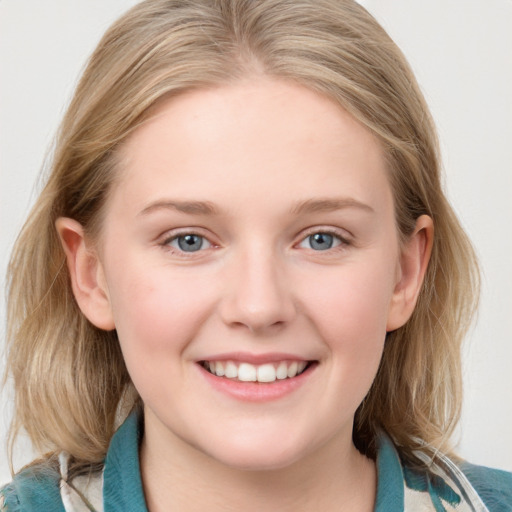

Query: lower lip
left=197, top=363, right=317, bottom=402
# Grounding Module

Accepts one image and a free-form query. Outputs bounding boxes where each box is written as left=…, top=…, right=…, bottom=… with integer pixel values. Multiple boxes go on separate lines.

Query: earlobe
left=55, top=217, right=115, bottom=330
left=386, top=215, right=434, bottom=332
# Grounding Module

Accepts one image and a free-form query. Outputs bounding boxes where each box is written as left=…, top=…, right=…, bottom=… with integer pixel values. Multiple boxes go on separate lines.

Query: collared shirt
left=2, top=412, right=511, bottom=511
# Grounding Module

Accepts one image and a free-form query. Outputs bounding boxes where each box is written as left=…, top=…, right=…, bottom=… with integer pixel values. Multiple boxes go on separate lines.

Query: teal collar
left=103, top=412, right=148, bottom=512
left=102, top=412, right=406, bottom=511
left=4, top=410, right=509, bottom=510
left=375, top=432, right=405, bottom=510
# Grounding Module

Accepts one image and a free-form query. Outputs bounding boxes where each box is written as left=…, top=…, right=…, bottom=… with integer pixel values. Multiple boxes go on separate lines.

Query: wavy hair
left=5, top=0, right=479, bottom=471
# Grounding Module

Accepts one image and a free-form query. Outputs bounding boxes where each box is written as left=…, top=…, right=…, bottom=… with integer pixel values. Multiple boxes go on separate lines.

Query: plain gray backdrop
left=1, top=0, right=511, bottom=484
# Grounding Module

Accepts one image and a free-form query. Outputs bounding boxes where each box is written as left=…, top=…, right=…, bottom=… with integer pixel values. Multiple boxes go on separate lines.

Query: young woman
left=2, top=1, right=511, bottom=510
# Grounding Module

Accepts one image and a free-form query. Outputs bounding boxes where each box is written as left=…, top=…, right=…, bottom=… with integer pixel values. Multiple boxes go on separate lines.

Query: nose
left=219, top=245, right=296, bottom=334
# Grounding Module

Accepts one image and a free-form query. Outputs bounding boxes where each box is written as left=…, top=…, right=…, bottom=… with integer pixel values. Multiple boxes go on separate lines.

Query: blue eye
left=299, top=232, right=343, bottom=251
left=168, top=234, right=211, bottom=252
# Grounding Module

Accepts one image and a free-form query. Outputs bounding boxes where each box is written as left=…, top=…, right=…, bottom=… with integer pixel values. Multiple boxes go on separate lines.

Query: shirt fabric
left=1, top=412, right=511, bottom=511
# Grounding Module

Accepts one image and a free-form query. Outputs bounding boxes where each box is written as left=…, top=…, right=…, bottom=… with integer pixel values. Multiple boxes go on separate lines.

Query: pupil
left=310, top=233, right=333, bottom=250
left=178, top=235, right=202, bottom=252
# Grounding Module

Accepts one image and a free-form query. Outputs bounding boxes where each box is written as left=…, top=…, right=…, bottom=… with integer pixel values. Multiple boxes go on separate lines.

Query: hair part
left=5, top=0, right=479, bottom=472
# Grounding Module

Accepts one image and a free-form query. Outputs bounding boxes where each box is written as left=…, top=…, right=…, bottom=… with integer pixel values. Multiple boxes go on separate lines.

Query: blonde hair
left=5, top=0, right=479, bottom=471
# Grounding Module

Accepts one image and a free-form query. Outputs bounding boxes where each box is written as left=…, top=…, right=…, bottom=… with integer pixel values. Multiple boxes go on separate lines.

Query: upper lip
left=196, top=352, right=313, bottom=365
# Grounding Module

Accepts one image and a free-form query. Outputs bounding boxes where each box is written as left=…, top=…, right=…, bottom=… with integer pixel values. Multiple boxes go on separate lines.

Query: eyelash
left=298, top=228, right=351, bottom=252
left=160, top=229, right=215, bottom=257
left=159, top=227, right=351, bottom=256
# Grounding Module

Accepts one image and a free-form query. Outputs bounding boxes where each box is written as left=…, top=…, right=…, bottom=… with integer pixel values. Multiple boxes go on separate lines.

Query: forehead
left=112, top=79, right=391, bottom=218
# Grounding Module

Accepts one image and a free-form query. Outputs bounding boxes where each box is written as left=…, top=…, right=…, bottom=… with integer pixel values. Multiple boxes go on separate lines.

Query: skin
left=57, top=78, right=433, bottom=511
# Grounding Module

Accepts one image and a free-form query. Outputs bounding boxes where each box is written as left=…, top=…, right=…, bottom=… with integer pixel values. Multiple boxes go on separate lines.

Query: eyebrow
left=290, top=198, right=375, bottom=215
left=139, top=200, right=219, bottom=216
left=138, top=197, right=374, bottom=217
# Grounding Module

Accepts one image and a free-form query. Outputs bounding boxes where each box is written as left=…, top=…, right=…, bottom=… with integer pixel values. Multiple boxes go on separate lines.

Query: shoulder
left=0, top=462, right=65, bottom=512
left=459, top=461, right=512, bottom=511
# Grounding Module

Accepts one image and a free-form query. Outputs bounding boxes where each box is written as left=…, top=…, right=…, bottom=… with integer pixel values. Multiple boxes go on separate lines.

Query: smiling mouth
left=200, top=360, right=313, bottom=383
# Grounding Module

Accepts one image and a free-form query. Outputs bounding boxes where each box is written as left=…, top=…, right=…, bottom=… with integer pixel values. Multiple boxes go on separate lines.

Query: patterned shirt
left=2, top=412, right=511, bottom=511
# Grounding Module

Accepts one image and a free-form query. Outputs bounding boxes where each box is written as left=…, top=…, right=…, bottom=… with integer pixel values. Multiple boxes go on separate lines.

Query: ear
left=56, top=217, right=115, bottom=330
left=386, top=215, right=434, bottom=332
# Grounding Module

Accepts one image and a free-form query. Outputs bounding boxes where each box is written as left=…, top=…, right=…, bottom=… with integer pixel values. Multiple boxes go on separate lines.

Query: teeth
left=287, top=362, right=298, bottom=378
left=257, top=364, right=276, bottom=383
left=225, top=361, right=238, bottom=378
left=238, top=363, right=257, bottom=382
left=276, top=362, right=288, bottom=380
left=204, top=360, right=309, bottom=383
left=215, top=362, right=225, bottom=377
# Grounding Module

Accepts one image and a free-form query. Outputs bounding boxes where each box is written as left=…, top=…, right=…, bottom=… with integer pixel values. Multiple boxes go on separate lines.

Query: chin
left=196, top=432, right=313, bottom=472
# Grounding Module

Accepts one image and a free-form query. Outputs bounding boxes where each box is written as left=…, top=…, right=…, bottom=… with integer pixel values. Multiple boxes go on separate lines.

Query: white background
left=1, top=0, right=511, bottom=485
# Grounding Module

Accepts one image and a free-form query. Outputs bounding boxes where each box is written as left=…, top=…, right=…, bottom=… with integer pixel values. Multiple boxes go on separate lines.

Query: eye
left=167, top=234, right=212, bottom=252
left=298, top=232, right=344, bottom=251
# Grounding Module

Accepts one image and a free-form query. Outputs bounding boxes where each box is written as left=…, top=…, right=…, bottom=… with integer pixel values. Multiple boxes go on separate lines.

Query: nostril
left=246, top=319, right=287, bottom=334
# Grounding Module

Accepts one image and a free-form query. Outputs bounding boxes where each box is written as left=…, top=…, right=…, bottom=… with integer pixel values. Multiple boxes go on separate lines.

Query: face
left=76, top=79, right=418, bottom=470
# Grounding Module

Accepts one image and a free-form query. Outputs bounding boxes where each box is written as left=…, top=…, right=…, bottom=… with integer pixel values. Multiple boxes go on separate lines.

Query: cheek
left=288, top=258, right=396, bottom=423
left=105, top=260, right=217, bottom=358
left=298, top=257, right=396, bottom=365
left=305, top=260, right=394, bottom=325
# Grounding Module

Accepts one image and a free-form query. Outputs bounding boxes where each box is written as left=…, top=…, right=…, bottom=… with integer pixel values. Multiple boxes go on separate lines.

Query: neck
left=140, top=418, right=376, bottom=512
